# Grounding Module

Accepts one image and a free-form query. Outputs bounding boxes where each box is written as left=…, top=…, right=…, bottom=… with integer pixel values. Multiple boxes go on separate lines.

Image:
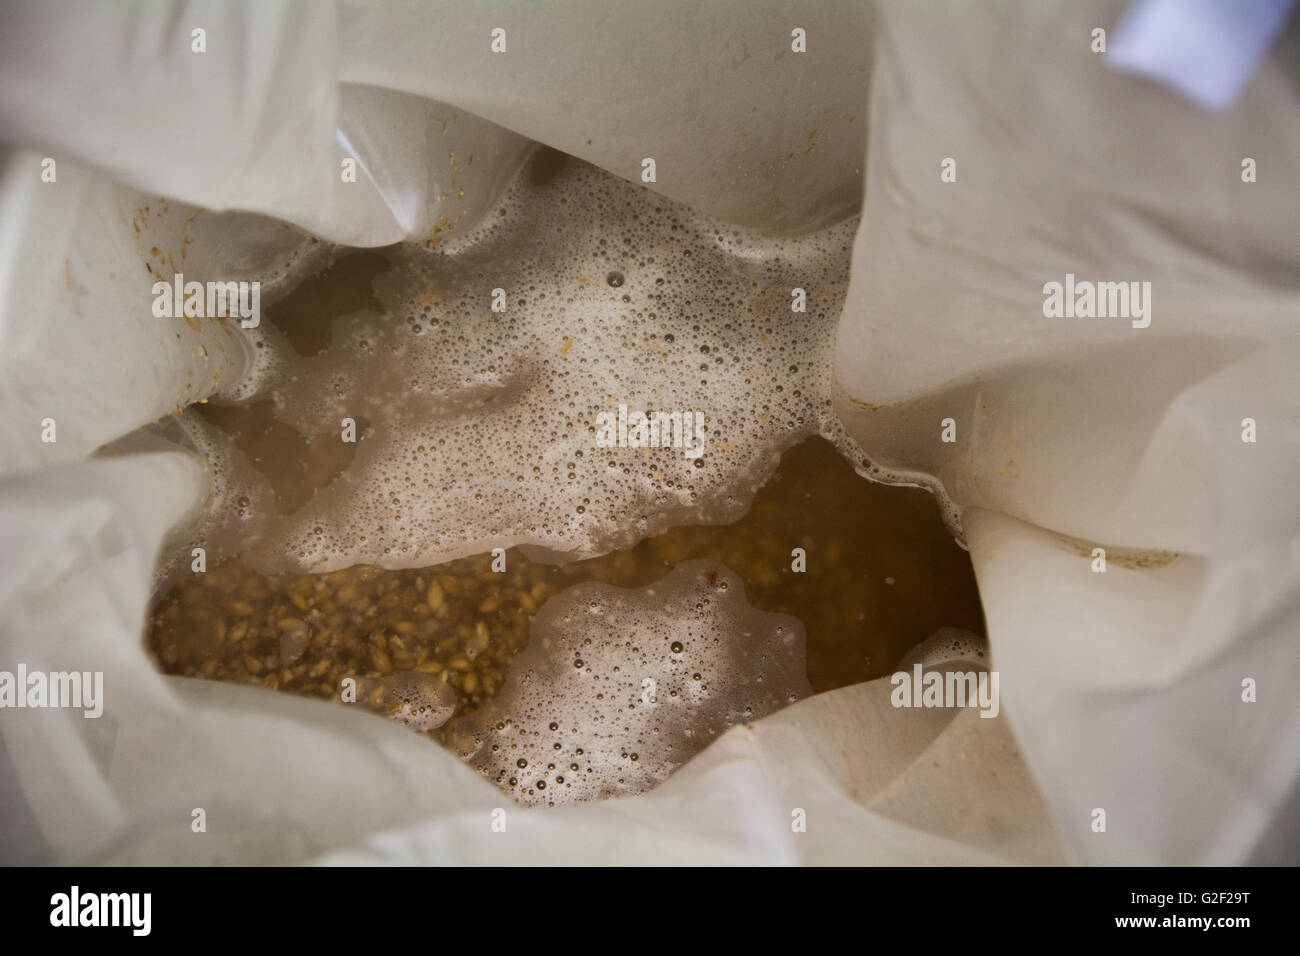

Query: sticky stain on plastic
left=1062, top=539, right=1181, bottom=570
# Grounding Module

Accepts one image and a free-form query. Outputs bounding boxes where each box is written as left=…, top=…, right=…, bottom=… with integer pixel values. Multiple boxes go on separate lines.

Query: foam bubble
left=442, top=559, right=810, bottom=806
left=177, top=149, right=872, bottom=573
left=897, top=628, right=988, bottom=670
left=363, top=671, right=459, bottom=732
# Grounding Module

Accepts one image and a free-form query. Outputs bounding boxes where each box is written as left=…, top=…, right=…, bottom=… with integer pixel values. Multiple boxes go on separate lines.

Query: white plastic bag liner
left=0, top=0, right=1294, bottom=864
left=833, top=0, right=1300, bottom=864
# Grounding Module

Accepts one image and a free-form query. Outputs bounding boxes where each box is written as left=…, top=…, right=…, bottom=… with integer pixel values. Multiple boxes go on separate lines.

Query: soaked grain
left=146, top=435, right=983, bottom=737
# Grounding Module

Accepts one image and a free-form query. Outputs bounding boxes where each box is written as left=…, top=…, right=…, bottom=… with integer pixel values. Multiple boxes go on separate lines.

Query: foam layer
left=442, top=559, right=810, bottom=806
left=175, top=149, right=871, bottom=574
left=897, top=628, right=989, bottom=670
left=362, top=671, right=459, bottom=732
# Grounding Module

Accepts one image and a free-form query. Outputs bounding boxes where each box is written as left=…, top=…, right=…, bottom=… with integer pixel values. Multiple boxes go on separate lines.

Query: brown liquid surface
left=147, top=435, right=984, bottom=731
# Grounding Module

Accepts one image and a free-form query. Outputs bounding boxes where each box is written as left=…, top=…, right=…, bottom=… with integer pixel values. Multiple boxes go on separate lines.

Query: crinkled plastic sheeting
left=0, top=0, right=1295, bottom=864
left=833, top=0, right=1300, bottom=865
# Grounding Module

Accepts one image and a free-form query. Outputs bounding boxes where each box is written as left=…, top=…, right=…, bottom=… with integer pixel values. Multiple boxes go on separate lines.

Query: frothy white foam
left=897, top=628, right=988, bottom=670
left=443, top=559, right=810, bottom=806
left=178, top=150, right=873, bottom=573
left=363, top=671, right=459, bottom=732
